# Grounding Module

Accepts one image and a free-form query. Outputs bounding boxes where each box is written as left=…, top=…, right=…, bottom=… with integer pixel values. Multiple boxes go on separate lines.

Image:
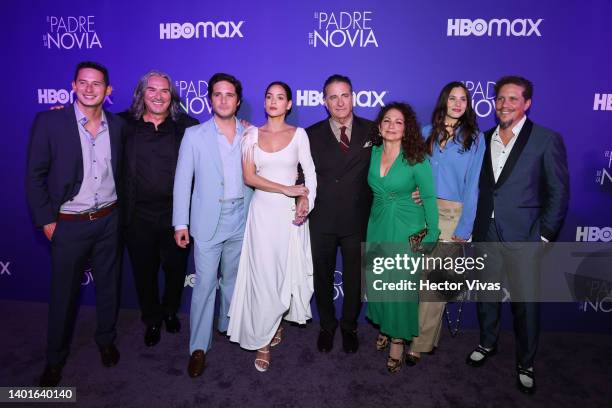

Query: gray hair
left=128, top=70, right=182, bottom=121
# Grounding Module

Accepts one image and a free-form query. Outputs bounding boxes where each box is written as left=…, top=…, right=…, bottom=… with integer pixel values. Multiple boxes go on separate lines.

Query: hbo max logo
left=160, top=21, right=244, bottom=40
left=447, top=18, right=543, bottom=37
left=296, top=90, right=386, bottom=108
left=38, top=88, right=74, bottom=104
left=576, top=226, right=612, bottom=242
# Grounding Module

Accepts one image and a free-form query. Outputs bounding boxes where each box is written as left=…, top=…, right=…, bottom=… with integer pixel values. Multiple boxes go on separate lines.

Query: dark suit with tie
left=26, top=106, right=124, bottom=367
left=306, top=115, right=373, bottom=332
left=473, top=117, right=569, bottom=368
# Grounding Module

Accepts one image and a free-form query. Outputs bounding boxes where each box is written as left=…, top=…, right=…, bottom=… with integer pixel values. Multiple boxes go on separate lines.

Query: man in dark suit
left=26, top=61, right=124, bottom=387
left=303, top=74, right=373, bottom=353
left=120, top=71, right=198, bottom=347
left=466, top=76, right=569, bottom=395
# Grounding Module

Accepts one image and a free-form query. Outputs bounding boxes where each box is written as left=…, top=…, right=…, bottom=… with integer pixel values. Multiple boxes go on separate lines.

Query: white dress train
left=227, top=126, right=317, bottom=350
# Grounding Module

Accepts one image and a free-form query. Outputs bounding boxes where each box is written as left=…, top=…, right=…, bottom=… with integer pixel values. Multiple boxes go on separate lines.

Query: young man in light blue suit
left=173, top=73, right=252, bottom=378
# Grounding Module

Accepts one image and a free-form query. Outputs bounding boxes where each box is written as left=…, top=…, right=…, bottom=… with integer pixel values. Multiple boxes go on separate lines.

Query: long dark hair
left=371, top=102, right=426, bottom=165
left=426, top=81, right=479, bottom=155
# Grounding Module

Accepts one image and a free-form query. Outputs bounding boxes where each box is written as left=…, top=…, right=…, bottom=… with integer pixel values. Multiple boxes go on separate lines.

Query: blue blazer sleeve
left=539, top=132, right=570, bottom=241
left=172, top=127, right=196, bottom=228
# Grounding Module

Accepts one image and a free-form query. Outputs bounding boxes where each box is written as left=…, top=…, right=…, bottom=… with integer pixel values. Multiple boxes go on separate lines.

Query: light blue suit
left=173, top=117, right=253, bottom=353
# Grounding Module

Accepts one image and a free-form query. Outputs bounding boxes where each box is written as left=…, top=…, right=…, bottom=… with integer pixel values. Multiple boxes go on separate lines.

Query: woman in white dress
left=227, top=81, right=317, bottom=372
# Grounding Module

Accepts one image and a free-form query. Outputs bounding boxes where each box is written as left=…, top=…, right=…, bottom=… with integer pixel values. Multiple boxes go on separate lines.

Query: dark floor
left=0, top=299, right=610, bottom=408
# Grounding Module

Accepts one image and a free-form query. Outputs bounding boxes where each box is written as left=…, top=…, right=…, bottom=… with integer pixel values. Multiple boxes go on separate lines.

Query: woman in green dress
left=365, top=102, right=439, bottom=373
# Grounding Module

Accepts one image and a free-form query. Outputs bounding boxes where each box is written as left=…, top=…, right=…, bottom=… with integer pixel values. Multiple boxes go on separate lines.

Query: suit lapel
left=344, top=117, right=366, bottom=164
left=482, top=128, right=495, bottom=187
left=206, top=120, right=223, bottom=176
left=495, top=119, right=533, bottom=188
left=323, top=120, right=342, bottom=150
left=63, top=107, right=84, bottom=180
left=342, top=116, right=369, bottom=170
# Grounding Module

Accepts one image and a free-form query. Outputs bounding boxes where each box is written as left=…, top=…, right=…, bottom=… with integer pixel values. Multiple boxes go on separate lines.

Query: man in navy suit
left=26, top=61, right=124, bottom=387
left=465, top=76, right=569, bottom=395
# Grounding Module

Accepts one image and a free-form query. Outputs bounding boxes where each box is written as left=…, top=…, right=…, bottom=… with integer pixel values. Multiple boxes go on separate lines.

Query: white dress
left=227, top=126, right=317, bottom=350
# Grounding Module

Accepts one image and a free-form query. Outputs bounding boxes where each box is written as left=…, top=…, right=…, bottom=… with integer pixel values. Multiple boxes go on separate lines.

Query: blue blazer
left=172, top=118, right=253, bottom=242
left=26, top=107, right=124, bottom=227
left=473, top=118, right=569, bottom=242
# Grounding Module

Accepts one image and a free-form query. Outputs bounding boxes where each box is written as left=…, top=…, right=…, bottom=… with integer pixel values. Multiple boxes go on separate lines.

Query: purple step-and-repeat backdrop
left=1, top=1, right=611, bottom=332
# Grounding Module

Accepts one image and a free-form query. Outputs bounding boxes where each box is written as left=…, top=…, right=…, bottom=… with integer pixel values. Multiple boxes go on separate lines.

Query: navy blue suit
left=26, top=106, right=124, bottom=367
left=473, top=118, right=569, bottom=368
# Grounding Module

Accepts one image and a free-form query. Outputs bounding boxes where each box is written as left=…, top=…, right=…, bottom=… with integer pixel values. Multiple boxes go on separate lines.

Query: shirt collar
left=139, top=114, right=172, bottom=130
left=213, top=116, right=243, bottom=136
left=492, top=115, right=527, bottom=142
left=73, top=102, right=107, bottom=127
left=329, top=115, right=353, bottom=132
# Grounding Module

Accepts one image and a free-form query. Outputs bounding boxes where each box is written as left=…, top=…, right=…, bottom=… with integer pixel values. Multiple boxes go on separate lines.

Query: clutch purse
left=409, top=228, right=429, bottom=253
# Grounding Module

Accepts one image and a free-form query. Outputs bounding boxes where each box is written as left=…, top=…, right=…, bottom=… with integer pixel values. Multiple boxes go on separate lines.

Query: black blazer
left=472, top=118, right=569, bottom=242
left=306, top=115, right=373, bottom=235
left=26, top=106, right=124, bottom=227
left=119, top=111, right=199, bottom=227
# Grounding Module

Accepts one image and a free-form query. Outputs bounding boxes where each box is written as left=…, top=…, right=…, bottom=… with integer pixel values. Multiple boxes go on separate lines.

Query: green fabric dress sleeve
left=413, top=159, right=440, bottom=242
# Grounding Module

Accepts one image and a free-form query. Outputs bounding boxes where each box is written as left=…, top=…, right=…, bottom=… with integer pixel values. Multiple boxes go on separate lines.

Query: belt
left=58, top=202, right=118, bottom=221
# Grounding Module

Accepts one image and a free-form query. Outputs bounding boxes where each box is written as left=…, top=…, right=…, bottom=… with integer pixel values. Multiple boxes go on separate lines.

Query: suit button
left=218, top=199, right=222, bottom=202
left=335, top=179, right=339, bottom=183
left=494, top=193, right=498, bottom=197
left=221, top=182, right=224, bottom=186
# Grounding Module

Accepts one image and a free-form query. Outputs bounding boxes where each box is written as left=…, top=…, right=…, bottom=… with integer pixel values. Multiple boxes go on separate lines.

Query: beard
left=498, top=119, right=513, bottom=129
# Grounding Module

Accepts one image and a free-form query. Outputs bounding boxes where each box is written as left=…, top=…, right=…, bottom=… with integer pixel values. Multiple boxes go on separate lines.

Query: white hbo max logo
left=0, top=261, right=10, bottom=276
left=37, top=88, right=112, bottom=106
left=37, top=89, right=75, bottom=105
left=447, top=18, right=543, bottom=37
left=593, top=93, right=612, bottom=111
left=160, top=21, right=244, bottom=40
left=296, top=90, right=386, bottom=108
left=575, top=227, right=612, bottom=242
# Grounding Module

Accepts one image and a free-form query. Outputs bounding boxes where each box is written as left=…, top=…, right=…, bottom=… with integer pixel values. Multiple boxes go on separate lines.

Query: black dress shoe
left=187, top=350, right=206, bottom=378
left=99, top=344, right=120, bottom=367
left=317, top=329, right=335, bottom=352
left=145, top=323, right=162, bottom=346
left=39, top=365, right=62, bottom=387
left=341, top=329, right=359, bottom=353
left=465, top=345, right=497, bottom=367
left=164, top=314, right=181, bottom=333
left=516, top=368, right=536, bottom=395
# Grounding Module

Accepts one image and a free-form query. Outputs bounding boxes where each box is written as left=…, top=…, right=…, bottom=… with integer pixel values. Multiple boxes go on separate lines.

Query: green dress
left=365, top=144, right=439, bottom=340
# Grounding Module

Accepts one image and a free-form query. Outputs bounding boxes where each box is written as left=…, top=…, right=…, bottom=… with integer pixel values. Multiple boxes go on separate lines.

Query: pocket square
left=363, top=140, right=372, bottom=148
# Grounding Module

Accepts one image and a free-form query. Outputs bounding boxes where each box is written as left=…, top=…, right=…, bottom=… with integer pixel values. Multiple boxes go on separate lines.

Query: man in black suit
left=26, top=61, right=124, bottom=386
left=303, top=74, right=373, bottom=353
left=120, top=71, right=198, bottom=347
left=465, top=76, right=569, bottom=395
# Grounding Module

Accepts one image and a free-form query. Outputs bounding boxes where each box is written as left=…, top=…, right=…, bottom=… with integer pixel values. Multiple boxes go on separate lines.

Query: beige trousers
left=410, top=202, right=462, bottom=353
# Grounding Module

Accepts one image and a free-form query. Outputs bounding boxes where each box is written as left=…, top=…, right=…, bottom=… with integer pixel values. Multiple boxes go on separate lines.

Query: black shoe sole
left=517, top=380, right=536, bottom=395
